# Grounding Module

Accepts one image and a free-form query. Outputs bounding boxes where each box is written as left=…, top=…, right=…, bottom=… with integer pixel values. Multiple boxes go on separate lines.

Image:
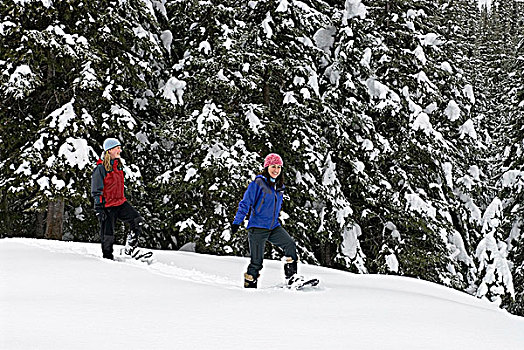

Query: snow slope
left=1, top=238, right=523, bottom=350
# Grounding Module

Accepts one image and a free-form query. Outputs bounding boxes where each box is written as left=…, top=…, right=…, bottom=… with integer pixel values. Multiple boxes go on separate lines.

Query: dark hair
left=261, top=167, right=284, bottom=188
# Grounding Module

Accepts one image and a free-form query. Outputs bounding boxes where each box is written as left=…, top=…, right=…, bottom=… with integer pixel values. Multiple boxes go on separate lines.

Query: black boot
left=244, top=273, right=259, bottom=288
left=284, top=258, right=304, bottom=288
left=284, top=259, right=297, bottom=279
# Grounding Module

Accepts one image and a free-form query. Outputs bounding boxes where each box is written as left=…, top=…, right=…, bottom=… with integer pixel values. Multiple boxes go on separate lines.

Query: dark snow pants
left=246, top=226, right=298, bottom=278
left=99, top=201, right=143, bottom=259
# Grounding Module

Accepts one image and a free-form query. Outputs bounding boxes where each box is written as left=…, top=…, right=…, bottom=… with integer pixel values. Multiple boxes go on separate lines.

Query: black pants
left=99, top=201, right=143, bottom=259
left=246, top=226, right=297, bottom=278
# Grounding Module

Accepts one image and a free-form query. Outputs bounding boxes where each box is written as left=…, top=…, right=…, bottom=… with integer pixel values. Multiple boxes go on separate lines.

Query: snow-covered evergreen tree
left=158, top=0, right=357, bottom=262
left=494, top=0, right=524, bottom=314
left=475, top=198, right=515, bottom=305
left=0, top=0, right=172, bottom=242
left=334, top=0, right=478, bottom=285
left=473, top=0, right=524, bottom=310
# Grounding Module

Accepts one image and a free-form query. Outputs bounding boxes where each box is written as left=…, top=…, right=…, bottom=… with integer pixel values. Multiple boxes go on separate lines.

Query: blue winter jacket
left=233, top=175, right=285, bottom=230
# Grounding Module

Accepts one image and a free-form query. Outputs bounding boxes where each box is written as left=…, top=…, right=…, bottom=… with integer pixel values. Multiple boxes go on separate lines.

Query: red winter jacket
left=91, top=158, right=127, bottom=208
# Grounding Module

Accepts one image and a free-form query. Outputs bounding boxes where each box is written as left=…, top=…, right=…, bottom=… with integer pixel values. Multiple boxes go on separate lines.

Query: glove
left=95, top=204, right=106, bottom=222
left=96, top=211, right=106, bottom=222
left=231, top=224, right=240, bottom=235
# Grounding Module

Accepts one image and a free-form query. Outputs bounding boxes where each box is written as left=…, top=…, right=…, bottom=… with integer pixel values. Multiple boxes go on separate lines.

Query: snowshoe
left=284, top=259, right=319, bottom=290
left=285, top=275, right=320, bottom=290
left=119, top=246, right=153, bottom=262
left=295, top=278, right=320, bottom=290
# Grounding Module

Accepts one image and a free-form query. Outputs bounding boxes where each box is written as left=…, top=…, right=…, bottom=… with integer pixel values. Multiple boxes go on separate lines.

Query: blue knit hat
left=103, top=138, right=121, bottom=151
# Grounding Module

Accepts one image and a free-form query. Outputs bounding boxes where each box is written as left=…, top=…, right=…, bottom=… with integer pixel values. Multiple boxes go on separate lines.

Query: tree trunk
left=318, top=240, right=335, bottom=267
left=263, top=66, right=271, bottom=107
left=263, top=82, right=270, bottom=107
left=45, top=198, right=64, bottom=240
left=36, top=209, right=46, bottom=238
left=0, top=190, right=8, bottom=236
left=385, top=1, right=390, bottom=28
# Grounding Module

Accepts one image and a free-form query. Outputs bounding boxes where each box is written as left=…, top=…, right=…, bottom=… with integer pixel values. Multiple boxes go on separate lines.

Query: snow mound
left=1, top=238, right=523, bottom=350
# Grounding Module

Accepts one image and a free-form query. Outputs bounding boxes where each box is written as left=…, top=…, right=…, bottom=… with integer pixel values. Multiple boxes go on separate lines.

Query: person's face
left=268, top=164, right=282, bottom=179
left=108, top=146, right=121, bottom=160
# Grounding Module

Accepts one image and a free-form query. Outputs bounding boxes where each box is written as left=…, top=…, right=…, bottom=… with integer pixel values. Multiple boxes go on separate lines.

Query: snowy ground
left=1, top=238, right=523, bottom=350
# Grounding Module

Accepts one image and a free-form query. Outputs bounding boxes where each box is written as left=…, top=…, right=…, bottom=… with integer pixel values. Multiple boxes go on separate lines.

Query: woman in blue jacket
left=231, top=153, right=302, bottom=288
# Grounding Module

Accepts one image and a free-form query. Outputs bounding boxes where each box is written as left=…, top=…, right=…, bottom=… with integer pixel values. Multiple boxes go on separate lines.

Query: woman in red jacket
left=91, top=138, right=145, bottom=260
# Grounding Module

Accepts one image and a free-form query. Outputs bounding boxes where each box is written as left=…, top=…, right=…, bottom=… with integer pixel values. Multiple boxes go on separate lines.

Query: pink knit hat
left=263, top=153, right=283, bottom=168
